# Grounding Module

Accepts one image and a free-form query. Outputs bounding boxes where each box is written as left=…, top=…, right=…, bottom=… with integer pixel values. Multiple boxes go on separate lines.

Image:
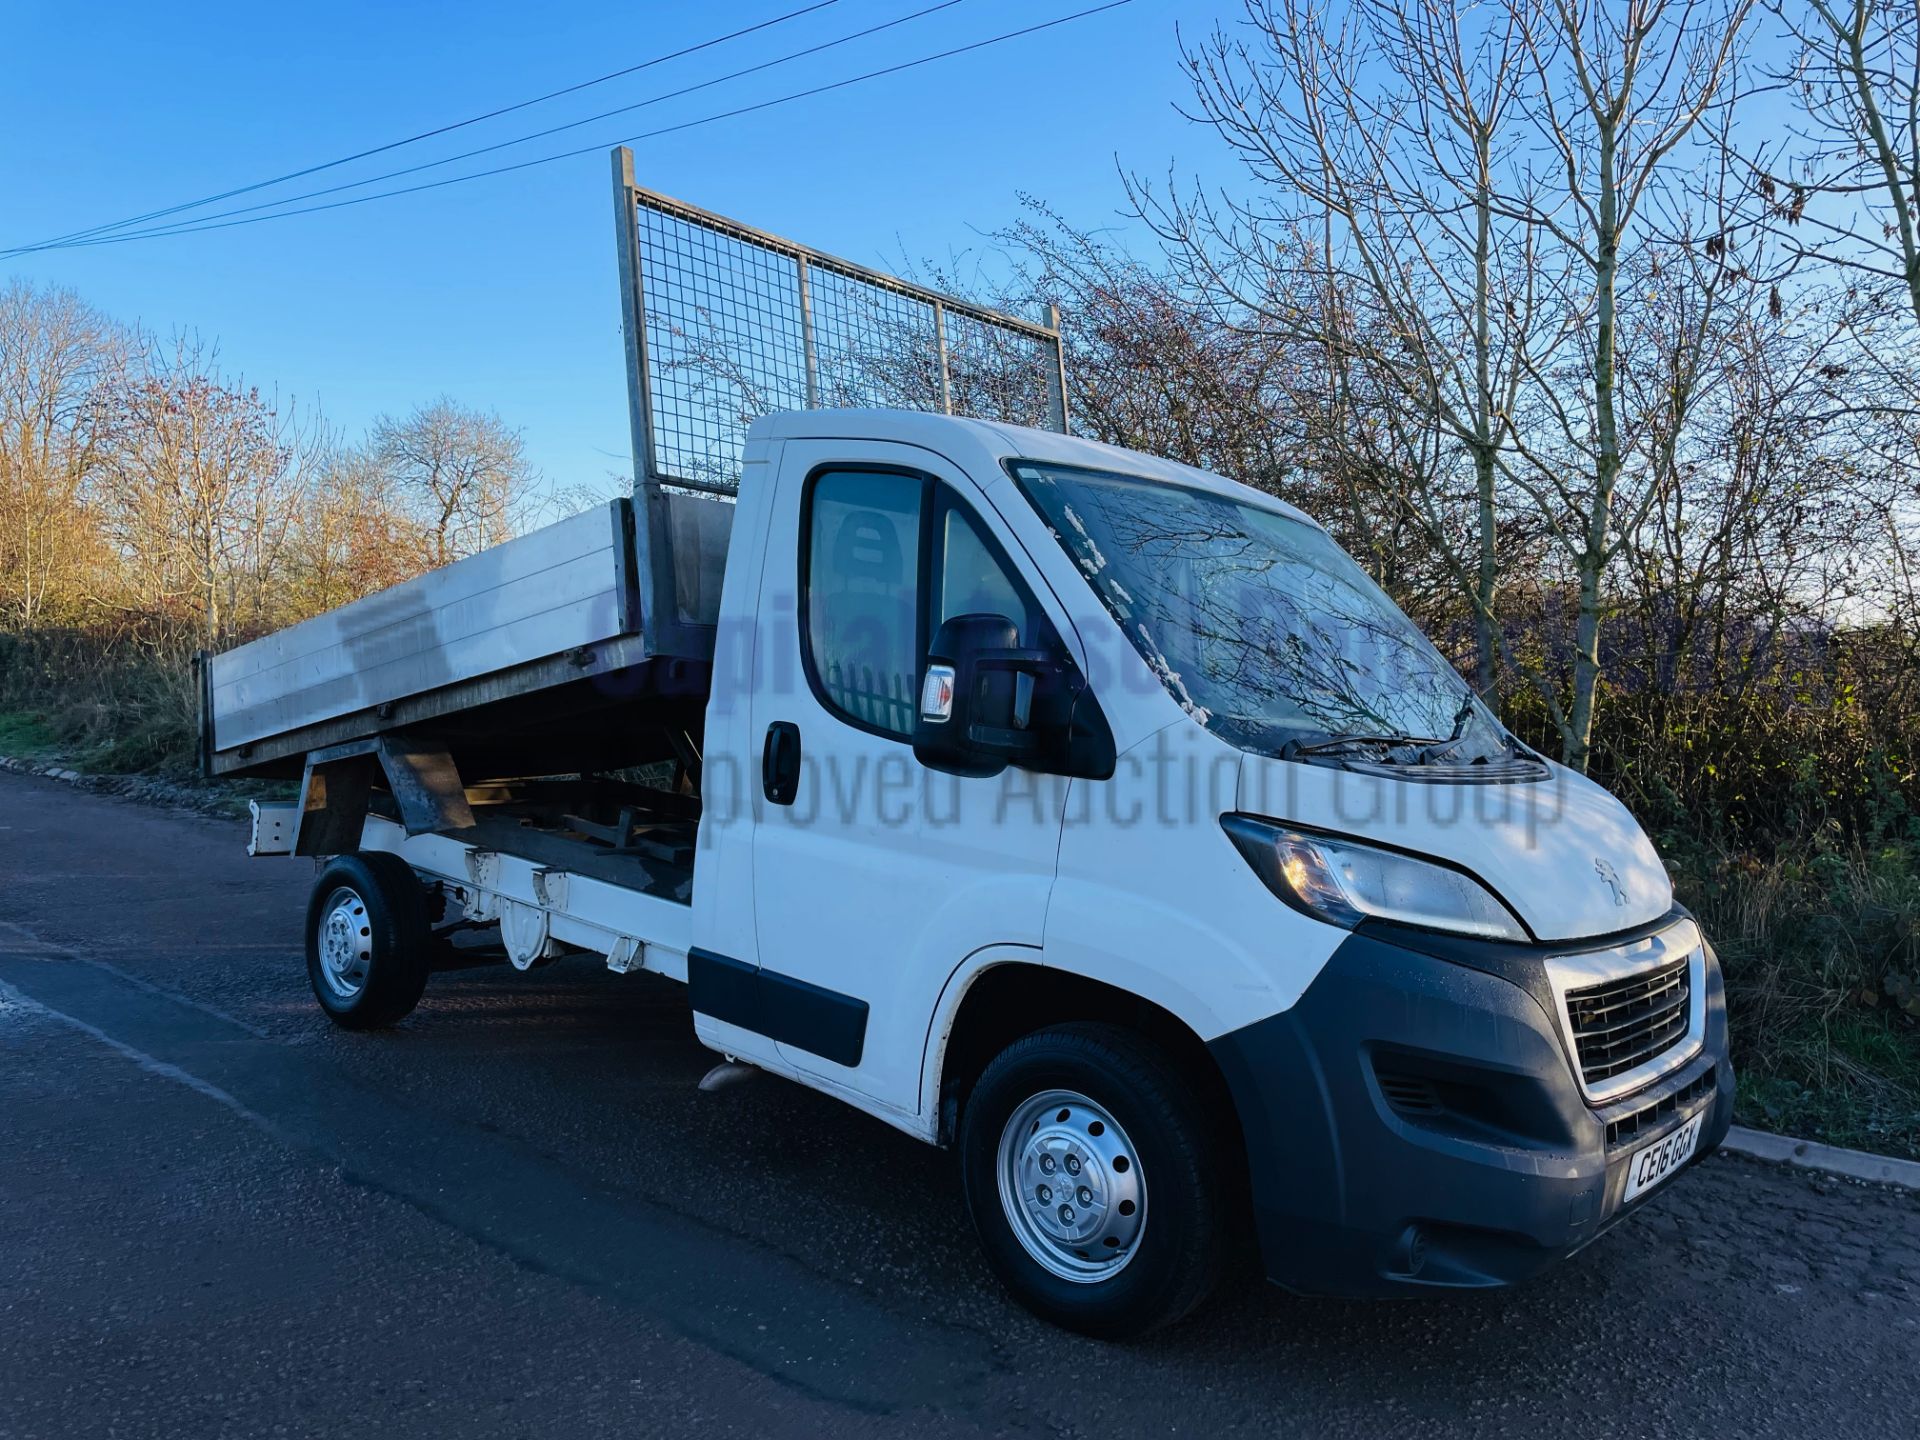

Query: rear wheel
left=959, top=1022, right=1231, bottom=1338
left=305, top=852, right=431, bottom=1029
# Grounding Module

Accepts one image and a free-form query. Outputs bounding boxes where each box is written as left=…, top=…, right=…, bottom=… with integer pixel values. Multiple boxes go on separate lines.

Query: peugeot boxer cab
left=696, top=412, right=1733, bottom=1330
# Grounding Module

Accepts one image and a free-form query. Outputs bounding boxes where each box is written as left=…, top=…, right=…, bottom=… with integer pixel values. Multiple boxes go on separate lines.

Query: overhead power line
left=24, top=2, right=1133, bottom=255
left=4, top=0, right=841, bottom=255
left=6, top=0, right=974, bottom=258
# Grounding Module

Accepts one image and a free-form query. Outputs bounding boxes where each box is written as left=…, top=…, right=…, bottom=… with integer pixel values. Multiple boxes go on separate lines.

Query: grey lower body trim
left=686, top=948, right=869, bottom=1069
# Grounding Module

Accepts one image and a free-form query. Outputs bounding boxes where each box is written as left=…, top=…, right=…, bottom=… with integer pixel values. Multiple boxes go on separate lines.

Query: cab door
left=740, top=439, right=1079, bottom=1117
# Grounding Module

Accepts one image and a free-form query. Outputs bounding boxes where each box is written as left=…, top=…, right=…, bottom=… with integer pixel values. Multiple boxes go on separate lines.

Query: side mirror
left=913, top=614, right=1053, bottom=778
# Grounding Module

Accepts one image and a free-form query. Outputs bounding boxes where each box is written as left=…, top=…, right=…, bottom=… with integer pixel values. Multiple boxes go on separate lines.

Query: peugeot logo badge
left=1593, top=857, right=1627, bottom=907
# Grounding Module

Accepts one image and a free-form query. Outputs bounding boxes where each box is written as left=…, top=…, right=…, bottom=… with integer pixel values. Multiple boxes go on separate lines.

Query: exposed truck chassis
left=252, top=764, right=699, bottom=975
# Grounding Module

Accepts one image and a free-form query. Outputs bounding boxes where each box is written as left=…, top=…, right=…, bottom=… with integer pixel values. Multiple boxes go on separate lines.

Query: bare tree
left=281, top=441, right=424, bottom=619
left=1769, top=1, right=1920, bottom=327
left=99, top=334, right=312, bottom=646
left=1004, top=204, right=1291, bottom=474
left=1132, top=0, right=1559, bottom=700
left=1496, top=0, right=1757, bottom=767
left=1002, top=201, right=1462, bottom=610
left=370, top=398, right=534, bottom=567
left=1139, top=0, right=1756, bottom=769
left=1607, top=245, right=1892, bottom=725
left=0, top=282, right=126, bottom=629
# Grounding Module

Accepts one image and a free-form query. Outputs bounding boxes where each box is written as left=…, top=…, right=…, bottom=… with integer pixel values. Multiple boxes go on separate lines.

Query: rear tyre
left=305, top=852, right=431, bottom=1029
left=959, top=1022, right=1231, bottom=1338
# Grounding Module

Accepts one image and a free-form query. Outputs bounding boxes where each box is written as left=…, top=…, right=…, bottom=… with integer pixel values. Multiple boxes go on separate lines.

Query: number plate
left=1623, top=1111, right=1705, bottom=1202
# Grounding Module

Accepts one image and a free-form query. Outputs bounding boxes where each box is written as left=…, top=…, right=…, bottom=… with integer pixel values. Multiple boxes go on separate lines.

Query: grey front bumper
left=1208, top=912, right=1734, bottom=1296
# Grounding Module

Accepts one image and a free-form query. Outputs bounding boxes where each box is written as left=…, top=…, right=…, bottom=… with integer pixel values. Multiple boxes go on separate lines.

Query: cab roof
left=748, top=408, right=1319, bottom=529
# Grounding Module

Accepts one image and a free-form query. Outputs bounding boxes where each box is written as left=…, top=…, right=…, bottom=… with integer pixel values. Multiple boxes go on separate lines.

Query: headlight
left=1221, top=815, right=1528, bottom=942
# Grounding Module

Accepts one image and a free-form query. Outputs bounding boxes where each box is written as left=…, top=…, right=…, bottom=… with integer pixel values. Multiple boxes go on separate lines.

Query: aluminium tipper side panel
left=209, top=501, right=641, bottom=756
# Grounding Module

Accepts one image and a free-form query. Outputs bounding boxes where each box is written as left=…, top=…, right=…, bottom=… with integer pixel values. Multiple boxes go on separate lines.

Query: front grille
left=1605, top=1067, right=1718, bottom=1149
left=1565, top=957, right=1692, bottom=1090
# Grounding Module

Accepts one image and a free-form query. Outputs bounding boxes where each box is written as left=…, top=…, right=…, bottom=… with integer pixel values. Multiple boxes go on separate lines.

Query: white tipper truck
left=202, top=150, right=1733, bottom=1337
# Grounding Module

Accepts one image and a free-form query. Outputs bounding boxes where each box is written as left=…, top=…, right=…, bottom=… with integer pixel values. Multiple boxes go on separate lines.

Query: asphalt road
left=2, top=768, right=1917, bottom=1439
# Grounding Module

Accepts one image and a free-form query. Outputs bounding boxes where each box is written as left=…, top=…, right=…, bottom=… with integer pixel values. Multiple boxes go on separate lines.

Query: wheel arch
left=927, top=958, right=1248, bottom=1169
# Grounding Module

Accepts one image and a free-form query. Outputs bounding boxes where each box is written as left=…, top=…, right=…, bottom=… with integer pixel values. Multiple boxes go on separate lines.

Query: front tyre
left=960, top=1022, right=1231, bottom=1338
left=305, top=852, right=431, bottom=1029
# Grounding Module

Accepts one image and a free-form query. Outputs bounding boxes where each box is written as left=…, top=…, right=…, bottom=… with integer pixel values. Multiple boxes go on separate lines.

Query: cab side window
left=805, top=469, right=923, bottom=738
left=936, top=500, right=1033, bottom=643
left=803, top=468, right=1052, bottom=742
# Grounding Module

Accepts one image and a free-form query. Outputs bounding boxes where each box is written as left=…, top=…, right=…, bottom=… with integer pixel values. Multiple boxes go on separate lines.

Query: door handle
left=762, top=721, right=801, bottom=806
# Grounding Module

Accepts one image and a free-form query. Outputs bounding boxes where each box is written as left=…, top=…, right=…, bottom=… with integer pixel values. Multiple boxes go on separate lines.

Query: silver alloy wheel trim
left=316, top=887, right=374, bottom=1000
left=995, top=1088, right=1146, bottom=1284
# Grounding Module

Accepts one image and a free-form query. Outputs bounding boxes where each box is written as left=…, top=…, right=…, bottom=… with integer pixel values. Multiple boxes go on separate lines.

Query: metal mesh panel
left=623, top=185, right=1065, bottom=494
left=808, top=268, right=944, bottom=414
left=943, top=306, right=1058, bottom=428
left=633, top=202, right=811, bottom=492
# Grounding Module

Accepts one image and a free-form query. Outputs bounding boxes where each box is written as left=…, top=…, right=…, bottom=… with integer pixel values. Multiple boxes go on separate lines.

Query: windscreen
left=1011, top=462, right=1506, bottom=761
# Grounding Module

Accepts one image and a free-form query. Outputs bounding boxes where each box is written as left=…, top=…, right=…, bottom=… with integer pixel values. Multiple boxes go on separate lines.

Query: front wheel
left=959, top=1022, right=1233, bottom=1338
left=305, top=852, right=431, bottom=1029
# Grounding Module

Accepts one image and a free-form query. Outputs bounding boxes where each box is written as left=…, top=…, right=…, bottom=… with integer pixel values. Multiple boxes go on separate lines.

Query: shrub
left=0, top=627, right=201, bottom=779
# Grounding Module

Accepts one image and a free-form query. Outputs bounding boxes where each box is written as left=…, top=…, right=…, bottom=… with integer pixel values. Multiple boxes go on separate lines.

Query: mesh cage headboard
left=611, top=148, right=1068, bottom=496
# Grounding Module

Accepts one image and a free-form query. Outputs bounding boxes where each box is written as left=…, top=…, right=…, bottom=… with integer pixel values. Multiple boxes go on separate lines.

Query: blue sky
left=1, top=0, right=1224, bottom=491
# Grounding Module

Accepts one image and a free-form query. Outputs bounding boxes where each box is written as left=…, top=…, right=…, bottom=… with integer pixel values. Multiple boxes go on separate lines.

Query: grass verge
left=1672, top=841, right=1920, bottom=1160
left=0, top=710, right=58, bottom=757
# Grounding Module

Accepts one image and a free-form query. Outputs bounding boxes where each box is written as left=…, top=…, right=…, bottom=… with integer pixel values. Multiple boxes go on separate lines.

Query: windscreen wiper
left=1284, top=731, right=1448, bottom=759
left=1286, top=694, right=1480, bottom=763
left=1415, top=693, right=1480, bottom=761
